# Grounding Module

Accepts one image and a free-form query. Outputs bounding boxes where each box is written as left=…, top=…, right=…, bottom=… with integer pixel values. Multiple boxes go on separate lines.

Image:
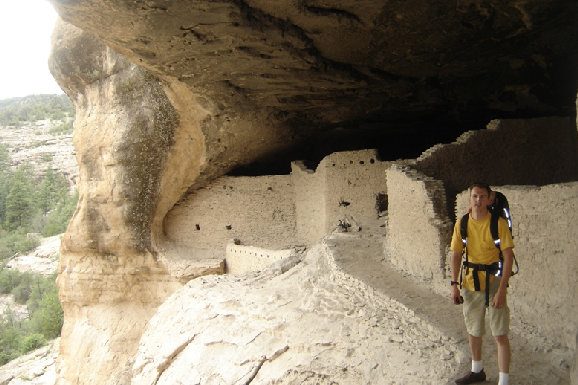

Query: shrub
left=28, top=283, right=63, bottom=340
left=0, top=271, right=63, bottom=365
left=20, top=333, right=47, bottom=353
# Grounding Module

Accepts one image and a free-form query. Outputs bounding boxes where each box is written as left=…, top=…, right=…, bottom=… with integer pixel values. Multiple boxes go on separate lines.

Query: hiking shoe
left=455, top=369, right=486, bottom=384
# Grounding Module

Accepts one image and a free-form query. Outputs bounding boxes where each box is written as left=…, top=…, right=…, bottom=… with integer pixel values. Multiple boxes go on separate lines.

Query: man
left=450, top=183, right=515, bottom=385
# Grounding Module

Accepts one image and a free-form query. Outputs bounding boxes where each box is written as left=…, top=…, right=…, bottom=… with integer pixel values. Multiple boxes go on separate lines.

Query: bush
left=0, top=271, right=63, bottom=365
left=0, top=269, right=21, bottom=294
left=0, top=323, right=21, bottom=365
left=0, top=229, right=40, bottom=261
left=28, top=283, right=63, bottom=339
left=20, top=333, right=47, bottom=353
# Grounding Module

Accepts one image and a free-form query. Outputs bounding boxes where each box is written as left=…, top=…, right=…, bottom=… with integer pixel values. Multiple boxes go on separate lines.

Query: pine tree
left=5, top=164, right=36, bottom=231
left=0, top=145, right=11, bottom=224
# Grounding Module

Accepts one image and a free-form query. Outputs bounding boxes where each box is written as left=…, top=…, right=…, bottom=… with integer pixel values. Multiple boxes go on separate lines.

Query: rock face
left=43, top=1, right=578, bottom=385
left=0, top=121, right=77, bottom=185
left=49, top=0, right=578, bottom=167
left=131, top=241, right=466, bottom=385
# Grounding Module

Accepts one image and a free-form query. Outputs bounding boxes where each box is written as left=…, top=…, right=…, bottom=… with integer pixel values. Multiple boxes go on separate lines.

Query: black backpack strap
left=459, top=214, right=469, bottom=289
left=490, top=212, right=501, bottom=250
left=460, top=213, right=469, bottom=247
left=490, top=213, right=520, bottom=276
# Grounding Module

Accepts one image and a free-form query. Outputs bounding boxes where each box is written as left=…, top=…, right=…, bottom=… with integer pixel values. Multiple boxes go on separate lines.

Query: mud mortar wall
left=163, top=175, right=297, bottom=254
left=414, top=118, right=578, bottom=208
left=292, top=150, right=390, bottom=245
left=319, top=150, right=390, bottom=235
left=291, top=160, right=327, bottom=245
left=384, top=165, right=453, bottom=285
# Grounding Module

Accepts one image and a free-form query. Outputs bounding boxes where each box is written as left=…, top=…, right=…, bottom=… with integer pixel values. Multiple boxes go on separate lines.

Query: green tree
left=20, top=333, right=47, bottom=353
left=4, top=164, right=36, bottom=231
left=0, top=145, right=12, bottom=225
left=41, top=189, right=78, bottom=237
left=0, top=229, right=40, bottom=261
left=0, top=95, right=74, bottom=126
left=0, top=317, right=22, bottom=365
left=28, top=281, right=63, bottom=339
left=0, top=270, right=63, bottom=364
left=36, top=167, right=69, bottom=215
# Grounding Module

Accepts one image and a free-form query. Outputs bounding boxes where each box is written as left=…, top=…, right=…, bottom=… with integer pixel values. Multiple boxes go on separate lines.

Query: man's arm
left=492, top=247, right=514, bottom=309
left=450, top=250, right=462, bottom=304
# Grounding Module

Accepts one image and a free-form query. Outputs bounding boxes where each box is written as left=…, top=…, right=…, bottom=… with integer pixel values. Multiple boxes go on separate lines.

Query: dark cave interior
left=228, top=108, right=576, bottom=176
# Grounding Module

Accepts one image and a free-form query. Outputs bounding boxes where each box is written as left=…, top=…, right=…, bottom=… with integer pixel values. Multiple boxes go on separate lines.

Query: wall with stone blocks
left=291, top=161, right=327, bottom=245
left=319, top=150, right=390, bottom=236
left=163, top=175, right=297, bottom=256
left=455, top=183, right=578, bottom=353
left=225, top=243, right=296, bottom=274
left=163, top=150, right=391, bottom=266
left=384, top=165, right=453, bottom=286
left=292, top=150, right=390, bottom=244
left=414, top=117, right=578, bottom=219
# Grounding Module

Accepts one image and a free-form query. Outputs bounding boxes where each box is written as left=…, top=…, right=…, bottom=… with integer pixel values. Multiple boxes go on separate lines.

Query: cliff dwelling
left=45, top=1, right=577, bottom=384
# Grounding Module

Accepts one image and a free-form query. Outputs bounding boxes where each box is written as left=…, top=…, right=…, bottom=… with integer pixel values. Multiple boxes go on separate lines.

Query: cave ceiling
left=49, top=0, right=578, bottom=167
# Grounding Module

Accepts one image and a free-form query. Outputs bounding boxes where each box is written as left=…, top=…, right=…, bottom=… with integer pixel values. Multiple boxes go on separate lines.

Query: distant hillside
left=0, top=94, right=77, bottom=185
left=0, top=94, right=74, bottom=127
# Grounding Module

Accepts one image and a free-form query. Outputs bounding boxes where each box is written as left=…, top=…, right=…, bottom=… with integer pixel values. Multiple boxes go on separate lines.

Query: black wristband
left=450, top=281, right=459, bottom=286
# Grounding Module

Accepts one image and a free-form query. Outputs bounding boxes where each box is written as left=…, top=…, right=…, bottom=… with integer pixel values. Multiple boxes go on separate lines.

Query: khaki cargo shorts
left=462, top=277, right=510, bottom=337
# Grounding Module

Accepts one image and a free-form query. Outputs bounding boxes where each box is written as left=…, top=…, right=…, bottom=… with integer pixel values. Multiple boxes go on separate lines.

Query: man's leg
left=495, top=334, right=510, bottom=385
left=469, top=334, right=483, bottom=361
left=456, top=334, right=486, bottom=383
left=457, top=289, right=486, bottom=384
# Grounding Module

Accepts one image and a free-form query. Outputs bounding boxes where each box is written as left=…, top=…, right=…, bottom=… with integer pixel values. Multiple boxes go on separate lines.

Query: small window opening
left=375, top=193, right=388, bottom=217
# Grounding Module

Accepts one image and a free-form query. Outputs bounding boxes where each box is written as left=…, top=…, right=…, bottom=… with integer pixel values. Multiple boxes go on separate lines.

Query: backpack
left=459, top=191, right=519, bottom=306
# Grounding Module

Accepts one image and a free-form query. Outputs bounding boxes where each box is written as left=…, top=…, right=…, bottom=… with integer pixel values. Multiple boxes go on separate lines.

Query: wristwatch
left=450, top=281, right=459, bottom=286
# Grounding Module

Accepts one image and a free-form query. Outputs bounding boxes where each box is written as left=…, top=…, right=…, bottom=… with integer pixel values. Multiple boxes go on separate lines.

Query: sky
left=0, top=0, right=63, bottom=100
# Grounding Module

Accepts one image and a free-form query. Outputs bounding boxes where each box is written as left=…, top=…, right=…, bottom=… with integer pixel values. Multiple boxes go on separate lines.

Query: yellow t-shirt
left=451, top=213, right=514, bottom=291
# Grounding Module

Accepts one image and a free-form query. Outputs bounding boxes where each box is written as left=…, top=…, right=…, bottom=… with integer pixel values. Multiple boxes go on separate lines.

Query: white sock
left=471, top=360, right=483, bottom=373
left=498, top=372, right=509, bottom=385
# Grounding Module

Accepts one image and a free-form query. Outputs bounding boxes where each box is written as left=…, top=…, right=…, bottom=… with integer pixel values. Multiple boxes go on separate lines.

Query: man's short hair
left=468, top=182, right=492, bottom=195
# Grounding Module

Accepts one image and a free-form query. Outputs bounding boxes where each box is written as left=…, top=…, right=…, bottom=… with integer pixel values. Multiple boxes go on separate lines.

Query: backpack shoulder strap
left=490, top=212, right=500, bottom=249
left=460, top=213, right=469, bottom=247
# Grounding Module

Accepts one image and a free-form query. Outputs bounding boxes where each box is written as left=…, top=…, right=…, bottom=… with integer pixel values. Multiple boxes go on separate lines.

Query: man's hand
left=492, top=287, right=507, bottom=309
left=451, top=285, right=463, bottom=305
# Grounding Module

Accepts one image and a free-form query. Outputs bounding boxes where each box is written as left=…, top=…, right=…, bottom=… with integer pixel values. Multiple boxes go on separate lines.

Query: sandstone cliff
left=43, top=1, right=578, bottom=384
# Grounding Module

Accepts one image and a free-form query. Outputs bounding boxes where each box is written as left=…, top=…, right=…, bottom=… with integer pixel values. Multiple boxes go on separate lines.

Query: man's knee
left=494, top=334, right=509, bottom=345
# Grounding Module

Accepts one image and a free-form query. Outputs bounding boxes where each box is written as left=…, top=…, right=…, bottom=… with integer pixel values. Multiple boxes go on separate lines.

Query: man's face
left=469, top=186, right=490, bottom=211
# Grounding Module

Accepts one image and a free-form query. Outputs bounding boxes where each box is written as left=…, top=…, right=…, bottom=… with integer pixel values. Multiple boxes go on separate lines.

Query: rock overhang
left=49, top=0, right=578, bottom=167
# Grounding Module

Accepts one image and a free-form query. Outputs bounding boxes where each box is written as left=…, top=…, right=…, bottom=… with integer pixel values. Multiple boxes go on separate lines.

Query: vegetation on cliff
left=0, top=271, right=62, bottom=365
left=0, top=95, right=76, bottom=365
left=0, top=144, right=77, bottom=259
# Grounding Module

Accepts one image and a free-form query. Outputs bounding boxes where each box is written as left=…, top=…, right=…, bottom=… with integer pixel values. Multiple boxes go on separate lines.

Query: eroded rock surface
left=49, top=0, right=578, bottom=167
left=132, top=240, right=465, bottom=385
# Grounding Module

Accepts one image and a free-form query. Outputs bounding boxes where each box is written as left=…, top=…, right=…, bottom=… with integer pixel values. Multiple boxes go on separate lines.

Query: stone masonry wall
left=162, top=150, right=390, bottom=268
left=225, top=243, right=298, bottom=274
left=162, top=175, right=297, bottom=259
left=384, top=165, right=453, bottom=285
left=291, top=161, right=327, bottom=245
left=320, top=150, right=390, bottom=236
left=292, top=150, right=390, bottom=245
left=415, top=117, right=578, bottom=219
